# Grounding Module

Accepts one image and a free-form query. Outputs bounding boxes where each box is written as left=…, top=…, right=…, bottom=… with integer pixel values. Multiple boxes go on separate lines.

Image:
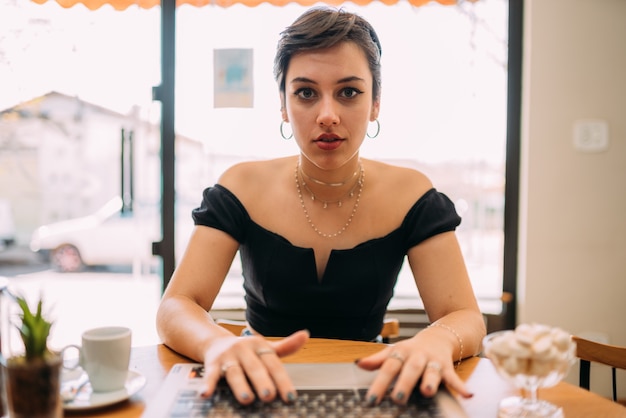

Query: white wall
left=520, top=0, right=626, bottom=397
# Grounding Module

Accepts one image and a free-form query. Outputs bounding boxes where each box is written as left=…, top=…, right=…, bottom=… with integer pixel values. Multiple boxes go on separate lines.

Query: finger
left=354, top=346, right=392, bottom=371
left=221, top=362, right=256, bottom=405
left=254, top=347, right=298, bottom=403
left=237, top=333, right=305, bottom=404
left=418, top=361, right=444, bottom=398
left=388, top=360, right=422, bottom=405
left=200, top=363, right=223, bottom=398
left=270, top=329, right=309, bottom=358
left=267, top=331, right=308, bottom=402
left=238, top=354, right=277, bottom=403
left=437, top=369, right=473, bottom=398
left=364, top=350, right=405, bottom=405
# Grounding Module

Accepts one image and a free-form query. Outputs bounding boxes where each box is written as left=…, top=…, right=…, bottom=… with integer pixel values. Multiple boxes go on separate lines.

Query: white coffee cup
left=66, top=326, right=132, bottom=393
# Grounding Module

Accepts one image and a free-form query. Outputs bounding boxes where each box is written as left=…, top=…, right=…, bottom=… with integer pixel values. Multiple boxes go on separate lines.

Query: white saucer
left=61, top=368, right=147, bottom=411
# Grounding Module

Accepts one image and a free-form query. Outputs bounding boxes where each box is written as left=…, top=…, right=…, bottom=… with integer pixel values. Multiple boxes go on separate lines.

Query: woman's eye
left=295, top=88, right=315, bottom=100
left=340, top=88, right=363, bottom=99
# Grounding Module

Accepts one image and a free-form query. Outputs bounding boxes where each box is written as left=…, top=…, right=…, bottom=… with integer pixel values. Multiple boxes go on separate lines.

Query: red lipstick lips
left=315, top=133, right=343, bottom=151
left=316, top=133, right=341, bottom=142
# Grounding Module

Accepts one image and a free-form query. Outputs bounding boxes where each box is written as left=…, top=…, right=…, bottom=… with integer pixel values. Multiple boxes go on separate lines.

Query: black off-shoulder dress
left=192, top=184, right=461, bottom=342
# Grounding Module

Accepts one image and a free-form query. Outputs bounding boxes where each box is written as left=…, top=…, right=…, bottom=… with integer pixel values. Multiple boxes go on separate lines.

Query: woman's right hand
left=200, top=329, right=310, bottom=405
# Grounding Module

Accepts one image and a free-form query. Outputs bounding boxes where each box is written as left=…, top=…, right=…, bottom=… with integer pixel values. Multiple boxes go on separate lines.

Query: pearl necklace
left=295, top=163, right=364, bottom=238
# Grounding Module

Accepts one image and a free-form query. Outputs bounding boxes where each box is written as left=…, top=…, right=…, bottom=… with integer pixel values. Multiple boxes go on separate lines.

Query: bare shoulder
left=358, top=159, right=437, bottom=231
left=217, top=157, right=295, bottom=201
left=365, top=159, right=433, bottom=200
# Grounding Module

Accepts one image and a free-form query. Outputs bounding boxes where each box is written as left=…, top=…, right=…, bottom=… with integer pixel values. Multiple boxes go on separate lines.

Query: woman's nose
left=317, top=98, right=340, bottom=127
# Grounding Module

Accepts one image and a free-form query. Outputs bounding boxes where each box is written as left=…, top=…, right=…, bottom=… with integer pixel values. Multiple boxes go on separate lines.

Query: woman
left=156, top=6, right=485, bottom=407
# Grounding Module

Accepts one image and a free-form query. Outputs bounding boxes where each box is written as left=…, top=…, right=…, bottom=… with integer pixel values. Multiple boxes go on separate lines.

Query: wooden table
left=65, top=339, right=626, bottom=417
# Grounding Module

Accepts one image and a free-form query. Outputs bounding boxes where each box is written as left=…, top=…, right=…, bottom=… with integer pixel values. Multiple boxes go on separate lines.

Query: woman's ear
left=280, top=93, right=288, bottom=122
left=370, top=100, right=380, bottom=121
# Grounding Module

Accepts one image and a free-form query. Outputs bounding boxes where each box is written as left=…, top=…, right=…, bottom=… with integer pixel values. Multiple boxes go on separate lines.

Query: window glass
left=176, top=1, right=508, bottom=313
left=0, top=0, right=162, bottom=351
left=0, top=0, right=507, bottom=351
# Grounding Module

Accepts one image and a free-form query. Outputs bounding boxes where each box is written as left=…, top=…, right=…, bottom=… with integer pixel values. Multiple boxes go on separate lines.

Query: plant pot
left=1, top=352, right=63, bottom=418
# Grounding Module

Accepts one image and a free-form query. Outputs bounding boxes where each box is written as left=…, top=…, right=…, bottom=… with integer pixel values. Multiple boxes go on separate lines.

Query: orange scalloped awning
left=31, top=0, right=477, bottom=11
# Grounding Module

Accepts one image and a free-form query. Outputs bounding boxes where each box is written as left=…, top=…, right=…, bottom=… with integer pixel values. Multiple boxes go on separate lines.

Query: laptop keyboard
left=167, top=366, right=445, bottom=418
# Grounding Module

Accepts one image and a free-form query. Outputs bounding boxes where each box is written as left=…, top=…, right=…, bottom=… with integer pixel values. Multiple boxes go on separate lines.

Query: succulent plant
left=14, top=294, right=53, bottom=360
left=4, top=293, right=61, bottom=417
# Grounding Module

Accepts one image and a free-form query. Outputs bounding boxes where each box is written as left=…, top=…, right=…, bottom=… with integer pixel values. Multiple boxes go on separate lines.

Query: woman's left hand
left=355, top=334, right=473, bottom=405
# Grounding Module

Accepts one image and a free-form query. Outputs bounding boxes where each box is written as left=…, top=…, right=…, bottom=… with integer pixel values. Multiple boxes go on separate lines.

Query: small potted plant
left=1, top=293, right=63, bottom=418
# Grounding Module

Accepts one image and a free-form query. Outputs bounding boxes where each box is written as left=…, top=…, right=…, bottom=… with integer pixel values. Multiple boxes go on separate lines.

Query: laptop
left=142, top=362, right=469, bottom=417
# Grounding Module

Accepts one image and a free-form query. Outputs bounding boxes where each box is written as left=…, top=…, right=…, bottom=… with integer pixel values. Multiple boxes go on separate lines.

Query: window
left=0, top=0, right=510, bottom=351
left=175, top=1, right=509, bottom=313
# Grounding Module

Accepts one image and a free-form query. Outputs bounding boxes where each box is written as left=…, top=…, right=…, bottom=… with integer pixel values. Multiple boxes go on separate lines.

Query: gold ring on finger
left=425, top=361, right=442, bottom=374
left=387, top=351, right=406, bottom=364
left=220, top=361, right=240, bottom=377
left=256, top=348, right=275, bottom=357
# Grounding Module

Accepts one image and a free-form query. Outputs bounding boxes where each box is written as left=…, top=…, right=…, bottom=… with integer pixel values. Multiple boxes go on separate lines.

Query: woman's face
left=282, top=41, right=380, bottom=170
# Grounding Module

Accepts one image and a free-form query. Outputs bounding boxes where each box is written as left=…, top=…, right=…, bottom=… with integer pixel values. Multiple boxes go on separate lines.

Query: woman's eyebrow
left=289, top=77, right=316, bottom=85
left=337, top=76, right=366, bottom=84
left=289, top=76, right=366, bottom=85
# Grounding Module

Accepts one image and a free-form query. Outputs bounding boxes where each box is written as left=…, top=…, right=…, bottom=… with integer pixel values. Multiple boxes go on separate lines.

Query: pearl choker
left=300, top=165, right=359, bottom=187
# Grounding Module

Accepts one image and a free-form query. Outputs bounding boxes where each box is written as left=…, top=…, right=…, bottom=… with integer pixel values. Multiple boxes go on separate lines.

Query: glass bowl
left=482, top=324, right=576, bottom=418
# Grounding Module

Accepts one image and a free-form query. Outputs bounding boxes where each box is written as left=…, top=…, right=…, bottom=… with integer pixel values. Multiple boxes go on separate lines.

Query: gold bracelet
left=429, top=322, right=464, bottom=368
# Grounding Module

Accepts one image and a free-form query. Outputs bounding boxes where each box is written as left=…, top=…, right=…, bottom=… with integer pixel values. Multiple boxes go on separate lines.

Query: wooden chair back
left=572, top=335, right=626, bottom=402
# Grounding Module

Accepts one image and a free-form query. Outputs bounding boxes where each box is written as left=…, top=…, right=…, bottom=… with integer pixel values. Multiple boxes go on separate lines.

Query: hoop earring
left=280, top=120, right=293, bottom=140
left=367, top=119, right=380, bottom=139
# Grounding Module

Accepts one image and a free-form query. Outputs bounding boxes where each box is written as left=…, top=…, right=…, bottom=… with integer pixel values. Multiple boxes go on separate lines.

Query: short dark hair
left=274, top=7, right=382, bottom=103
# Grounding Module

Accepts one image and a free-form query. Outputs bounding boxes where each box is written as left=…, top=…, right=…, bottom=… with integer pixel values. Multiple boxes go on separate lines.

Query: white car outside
left=29, top=197, right=193, bottom=272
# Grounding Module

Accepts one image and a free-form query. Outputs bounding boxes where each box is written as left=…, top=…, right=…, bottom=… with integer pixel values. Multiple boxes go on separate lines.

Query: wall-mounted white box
left=573, top=120, right=609, bottom=152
